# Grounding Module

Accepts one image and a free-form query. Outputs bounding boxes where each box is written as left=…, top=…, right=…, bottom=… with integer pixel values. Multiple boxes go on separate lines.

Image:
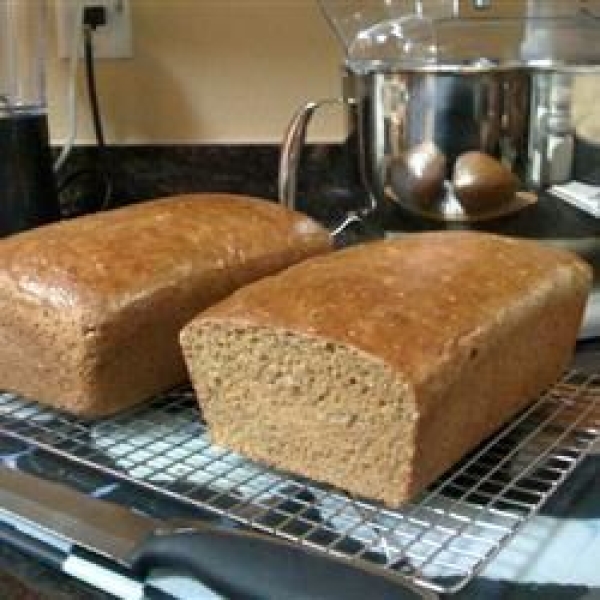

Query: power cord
left=83, top=5, right=106, bottom=148
left=83, top=5, right=113, bottom=210
left=58, top=4, right=113, bottom=212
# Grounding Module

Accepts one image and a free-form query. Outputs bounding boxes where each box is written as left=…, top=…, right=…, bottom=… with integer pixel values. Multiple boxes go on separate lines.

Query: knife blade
left=0, top=466, right=437, bottom=600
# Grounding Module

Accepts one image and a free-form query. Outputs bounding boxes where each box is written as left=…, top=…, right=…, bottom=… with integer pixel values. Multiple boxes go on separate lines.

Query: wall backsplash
left=46, top=0, right=345, bottom=145
left=46, top=1, right=600, bottom=146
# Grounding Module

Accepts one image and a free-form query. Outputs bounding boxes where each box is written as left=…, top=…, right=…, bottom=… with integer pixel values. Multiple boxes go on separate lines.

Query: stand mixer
left=279, top=0, right=600, bottom=337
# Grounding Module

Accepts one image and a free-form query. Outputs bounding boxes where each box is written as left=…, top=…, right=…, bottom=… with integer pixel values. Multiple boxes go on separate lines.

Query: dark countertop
left=0, top=546, right=110, bottom=600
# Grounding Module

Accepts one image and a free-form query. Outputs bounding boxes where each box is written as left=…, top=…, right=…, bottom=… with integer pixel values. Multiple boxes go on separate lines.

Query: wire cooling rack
left=0, top=370, right=599, bottom=594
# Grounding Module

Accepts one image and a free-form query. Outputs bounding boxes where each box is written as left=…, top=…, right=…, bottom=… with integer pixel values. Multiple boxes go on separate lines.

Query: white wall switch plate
left=56, top=0, right=133, bottom=60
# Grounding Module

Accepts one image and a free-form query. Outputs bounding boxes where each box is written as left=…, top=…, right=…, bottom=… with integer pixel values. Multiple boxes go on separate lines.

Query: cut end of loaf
left=181, top=321, right=419, bottom=506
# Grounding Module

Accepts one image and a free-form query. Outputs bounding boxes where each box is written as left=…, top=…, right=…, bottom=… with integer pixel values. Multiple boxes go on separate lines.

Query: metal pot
left=280, top=65, right=539, bottom=222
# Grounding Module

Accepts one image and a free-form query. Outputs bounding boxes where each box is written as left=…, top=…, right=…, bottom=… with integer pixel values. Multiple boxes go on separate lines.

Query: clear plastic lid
left=319, top=0, right=600, bottom=72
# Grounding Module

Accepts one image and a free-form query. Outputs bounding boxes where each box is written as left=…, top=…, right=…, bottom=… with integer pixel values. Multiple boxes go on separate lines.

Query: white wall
left=46, top=0, right=600, bottom=145
left=47, top=0, right=345, bottom=144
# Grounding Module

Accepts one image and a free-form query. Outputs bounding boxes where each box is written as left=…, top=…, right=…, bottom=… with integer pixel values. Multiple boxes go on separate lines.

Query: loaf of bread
left=0, top=194, right=331, bottom=416
left=180, top=231, right=591, bottom=506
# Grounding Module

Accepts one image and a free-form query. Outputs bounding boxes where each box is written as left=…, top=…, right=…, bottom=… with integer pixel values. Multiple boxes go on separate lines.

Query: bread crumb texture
left=181, top=231, right=592, bottom=506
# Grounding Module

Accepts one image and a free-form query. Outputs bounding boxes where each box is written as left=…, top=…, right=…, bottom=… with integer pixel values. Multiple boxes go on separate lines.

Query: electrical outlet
left=56, top=0, right=133, bottom=60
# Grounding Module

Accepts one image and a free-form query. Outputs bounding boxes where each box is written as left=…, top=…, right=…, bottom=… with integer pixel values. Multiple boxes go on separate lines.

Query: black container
left=574, top=135, right=600, bottom=185
left=0, top=112, right=60, bottom=236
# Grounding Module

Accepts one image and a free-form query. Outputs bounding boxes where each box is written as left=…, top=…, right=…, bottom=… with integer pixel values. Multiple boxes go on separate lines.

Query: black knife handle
left=129, top=527, right=436, bottom=600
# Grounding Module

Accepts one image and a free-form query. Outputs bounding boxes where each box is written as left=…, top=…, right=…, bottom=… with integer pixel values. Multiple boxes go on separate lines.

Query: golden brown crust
left=0, top=194, right=332, bottom=416
left=200, top=231, right=591, bottom=413
left=185, top=231, right=592, bottom=505
left=0, top=194, right=330, bottom=318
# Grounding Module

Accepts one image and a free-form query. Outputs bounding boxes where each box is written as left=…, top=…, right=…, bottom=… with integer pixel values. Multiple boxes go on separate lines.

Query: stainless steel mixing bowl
left=280, top=64, right=542, bottom=222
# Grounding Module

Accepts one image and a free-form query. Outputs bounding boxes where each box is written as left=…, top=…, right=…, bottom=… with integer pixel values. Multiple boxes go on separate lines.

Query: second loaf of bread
left=0, top=194, right=331, bottom=416
left=180, top=231, right=591, bottom=506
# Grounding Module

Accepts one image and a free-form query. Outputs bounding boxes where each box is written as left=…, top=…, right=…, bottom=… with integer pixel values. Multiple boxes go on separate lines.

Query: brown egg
left=453, top=151, right=519, bottom=213
left=390, top=141, right=447, bottom=208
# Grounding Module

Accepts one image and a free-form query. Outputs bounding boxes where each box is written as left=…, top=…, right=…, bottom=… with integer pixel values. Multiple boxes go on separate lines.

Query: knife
left=0, top=467, right=437, bottom=600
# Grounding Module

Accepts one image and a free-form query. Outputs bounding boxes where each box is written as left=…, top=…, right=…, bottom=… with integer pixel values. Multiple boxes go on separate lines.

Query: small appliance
left=281, top=0, right=600, bottom=221
left=0, top=0, right=60, bottom=237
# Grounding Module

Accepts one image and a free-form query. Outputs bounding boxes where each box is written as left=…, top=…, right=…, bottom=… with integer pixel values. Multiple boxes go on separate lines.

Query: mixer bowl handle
left=279, top=97, right=378, bottom=241
left=278, top=98, right=348, bottom=211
